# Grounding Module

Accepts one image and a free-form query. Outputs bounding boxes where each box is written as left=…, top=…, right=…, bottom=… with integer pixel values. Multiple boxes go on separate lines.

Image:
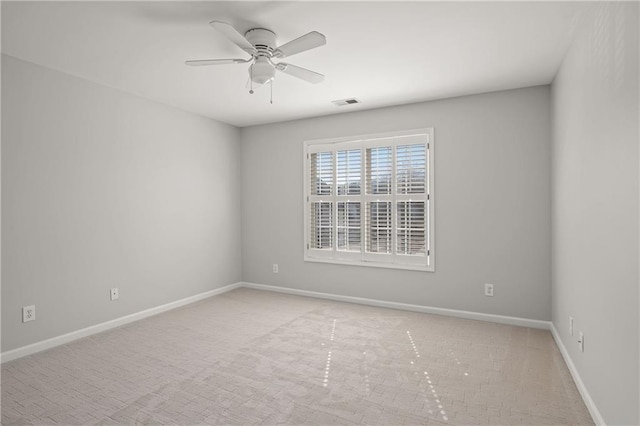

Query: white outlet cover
left=22, top=305, right=35, bottom=322
left=484, top=283, right=494, bottom=296
left=110, top=288, right=119, bottom=300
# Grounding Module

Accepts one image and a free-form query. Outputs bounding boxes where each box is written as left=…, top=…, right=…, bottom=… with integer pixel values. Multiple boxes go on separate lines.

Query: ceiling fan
left=186, top=21, right=326, bottom=96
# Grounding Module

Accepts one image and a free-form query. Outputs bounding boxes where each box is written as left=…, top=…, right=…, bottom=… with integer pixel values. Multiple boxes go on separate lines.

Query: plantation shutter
left=337, top=149, right=361, bottom=195
left=365, top=146, right=392, bottom=195
left=310, top=152, right=333, bottom=196
left=396, top=143, right=426, bottom=194
left=336, top=148, right=363, bottom=259
left=308, top=150, right=334, bottom=256
left=337, top=201, right=361, bottom=251
left=395, top=141, right=427, bottom=258
left=310, top=202, right=332, bottom=249
left=397, top=201, right=426, bottom=255
left=304, top=129, right=434, bottom=270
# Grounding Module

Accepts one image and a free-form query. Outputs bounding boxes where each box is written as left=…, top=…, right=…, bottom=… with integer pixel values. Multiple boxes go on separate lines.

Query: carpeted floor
left=1, top=287, right=593, bottom=425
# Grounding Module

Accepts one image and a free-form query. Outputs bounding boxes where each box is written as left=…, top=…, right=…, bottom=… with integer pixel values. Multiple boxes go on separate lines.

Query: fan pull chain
left=249, top=64, right=254, bottom=94
left=270, top=80, right=273, bottom=104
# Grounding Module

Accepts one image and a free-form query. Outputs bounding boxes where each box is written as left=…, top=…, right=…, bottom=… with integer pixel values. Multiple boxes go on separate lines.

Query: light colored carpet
left=2, top=287, right=593, bottom=425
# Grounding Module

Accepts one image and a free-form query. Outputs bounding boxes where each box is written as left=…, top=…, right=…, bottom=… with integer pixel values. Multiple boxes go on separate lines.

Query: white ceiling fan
left=186, top=21, right=326, bottom=96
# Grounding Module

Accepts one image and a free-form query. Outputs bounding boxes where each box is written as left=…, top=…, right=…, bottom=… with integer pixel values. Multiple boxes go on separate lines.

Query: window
left=304, top=129, right=434, bottom=271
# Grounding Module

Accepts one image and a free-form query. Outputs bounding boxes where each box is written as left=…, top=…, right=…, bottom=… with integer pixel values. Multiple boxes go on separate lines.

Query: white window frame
left=304, top=128, right=435, bottom=272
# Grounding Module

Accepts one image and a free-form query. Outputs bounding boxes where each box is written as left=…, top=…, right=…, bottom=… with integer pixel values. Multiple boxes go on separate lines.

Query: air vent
left=332, top=98, right=361, bottom=106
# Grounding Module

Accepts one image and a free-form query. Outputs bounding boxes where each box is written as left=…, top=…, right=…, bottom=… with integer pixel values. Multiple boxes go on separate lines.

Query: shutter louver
left=310, top=152, right=333, bottom=195
left=337, top=149, right=361, bottom=195
left=310, top=201, right=333, bottom=249
left=366, top=147, right=392, bottom=194
left=366, top=201, right=392, bottom=253
left=397, top=201, right=426, bottom=255
left=397, top=144, right=426, bottom=194
left=337, top=202, right=361, bottom=251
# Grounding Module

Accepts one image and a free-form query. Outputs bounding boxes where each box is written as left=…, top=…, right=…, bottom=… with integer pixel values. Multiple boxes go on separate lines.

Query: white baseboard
left=550, top=323, right=604, bottom=425
left=0, top=282, right=242, bottom=364
left=241, top=282, right=551, bottom=329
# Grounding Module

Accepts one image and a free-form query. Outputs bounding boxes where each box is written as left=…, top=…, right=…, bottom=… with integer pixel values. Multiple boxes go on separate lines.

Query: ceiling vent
left=332, top=98, right=361, bottom=106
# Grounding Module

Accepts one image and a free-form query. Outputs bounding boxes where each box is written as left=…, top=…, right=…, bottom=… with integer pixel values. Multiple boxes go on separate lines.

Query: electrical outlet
left=578, top=332, right=584, bottom=352
left=569, top=316, right=574, bottom=336
left=110, top=288, right=119, bottom=301
left=22, top=305, right=35, bottom=323
left=484, top=283, right=494, bottom=297
left=272, top=264, right=279, bottom=273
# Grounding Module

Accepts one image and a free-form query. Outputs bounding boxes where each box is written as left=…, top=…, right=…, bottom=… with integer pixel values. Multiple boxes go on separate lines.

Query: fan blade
left=210, top=21, right=256, bottom=56
left=273, top=31, right=326, bottom=58
left=275, top=63, right=324, bottom=84
left=185, top=58, right=250, bottom=66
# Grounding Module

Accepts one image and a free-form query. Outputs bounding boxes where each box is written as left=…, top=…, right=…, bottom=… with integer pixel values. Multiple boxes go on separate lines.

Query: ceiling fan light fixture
left=249, top=57, right=276, bottom=85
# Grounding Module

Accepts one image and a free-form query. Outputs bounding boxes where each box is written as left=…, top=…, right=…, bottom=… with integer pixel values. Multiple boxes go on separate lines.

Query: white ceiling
left=2, top=1, right=588, bottom=127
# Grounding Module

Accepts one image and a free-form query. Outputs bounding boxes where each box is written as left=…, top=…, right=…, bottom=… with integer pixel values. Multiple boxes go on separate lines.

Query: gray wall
left=241, top=86, right=552, bottom=321
left=1, top=55, right=242, bottom=352
left=551, top=2, right=639, bottom=425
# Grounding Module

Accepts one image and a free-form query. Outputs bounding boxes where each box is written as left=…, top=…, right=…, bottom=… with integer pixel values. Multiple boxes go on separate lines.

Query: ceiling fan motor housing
left=245, top=28, right=276, bottom=57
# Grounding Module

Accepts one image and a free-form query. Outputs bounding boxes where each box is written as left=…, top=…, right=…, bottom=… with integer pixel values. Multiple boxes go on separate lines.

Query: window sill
left=304, top=256, right=434, bottom=272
